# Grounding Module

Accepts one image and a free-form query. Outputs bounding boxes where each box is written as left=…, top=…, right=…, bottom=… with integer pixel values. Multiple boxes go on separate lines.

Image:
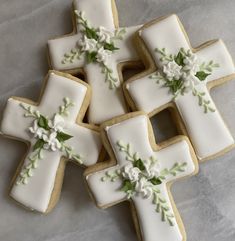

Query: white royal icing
left=1, top=72, right=102, bottom=213
left=48, top=0, right=141, bottom=124
left=86, top=114, right=196, bottom=241
left=126, top=15, right=235, bottom=160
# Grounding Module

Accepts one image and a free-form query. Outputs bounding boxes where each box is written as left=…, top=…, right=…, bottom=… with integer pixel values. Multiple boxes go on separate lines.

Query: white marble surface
left=1, top=0, right=235, bottom=240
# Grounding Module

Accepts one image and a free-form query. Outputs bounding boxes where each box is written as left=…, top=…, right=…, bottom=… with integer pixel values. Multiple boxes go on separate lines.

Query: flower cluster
left=121, top=156, right=161, bottom=199
left=17, top=98, right=82, bottom=185
left=29, top=114, right=65, bottom=151
left=150, top=48, right=220, bottom=113
left=101, top=141, right=187, bottom=226
left=62, top=11, right=126, bottom=89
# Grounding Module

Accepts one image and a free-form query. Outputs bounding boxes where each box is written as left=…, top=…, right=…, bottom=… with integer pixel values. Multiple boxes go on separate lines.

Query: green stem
left=102, top=64, right=118, bottom=89
left=61, top=143, right=83, bottom=164
left=62, top=48, right=83, bottom=64
left=159, top=162, right=187, bottom=180
left=74, top=10, right=89, bottom=29
left=155, top=48, right=174, bottom=62
left=192, top=88, right=216, bottom=113
left=101, top=169, right=121, bottom=182
left=153, top=189, right=175, bottom=226
left=116, top=141, right=139, bottom=162
left=59, top=97, right=75, bottom=116
left=16, top=147, right=43, bottom=185
left=20, top=103, right=40, bottom=119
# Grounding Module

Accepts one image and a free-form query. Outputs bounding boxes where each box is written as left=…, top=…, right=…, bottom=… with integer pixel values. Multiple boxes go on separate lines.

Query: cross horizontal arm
left=65, top=123, right=101, bottom=166
left=196, top=40, right=235, bottom=83
left=86, top=165, right=126, bottom=207
left=126, top=72, right=173, bottom=113
left=48, top=34, right=85, bottom=71
left=1, top=98, right=33, bottom=141
left=175, top=84, right=234, bottom=159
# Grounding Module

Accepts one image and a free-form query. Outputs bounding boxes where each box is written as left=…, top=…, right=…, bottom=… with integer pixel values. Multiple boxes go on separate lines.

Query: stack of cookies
left=1, top=0, right=235, bottom=241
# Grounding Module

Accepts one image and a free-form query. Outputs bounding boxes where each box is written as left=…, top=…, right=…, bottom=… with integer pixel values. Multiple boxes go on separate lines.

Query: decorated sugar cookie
left=85, top=112, right=198, bottom=241
left=124, top=14, right=235, bottom=161
left=0, top=71, right=102, bottom=213
left=48, top=0, right=142, bottom=125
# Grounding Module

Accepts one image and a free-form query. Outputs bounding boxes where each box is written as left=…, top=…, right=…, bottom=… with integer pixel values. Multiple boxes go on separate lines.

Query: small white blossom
left=163, top=61, right=182, bottom=80
left=135, top=177, right=153, bottom=198
left=144, top=159, right=161, bottom=179
left=78, top=36, right=97, bottom=52
left=97, top=26, right=114, bottom=44
left=96, top=47, right=112, bottom=66
left=48, top=114, right=64, bottom=132
left=29, top=120, right=48, bottom=139
left=182, top=72, right=201, bottom=92
left=122, top=163, right=141, bottom=182
left=43, top=132, right=61, bottom=151
left=183, top=52, right=200, bottom=75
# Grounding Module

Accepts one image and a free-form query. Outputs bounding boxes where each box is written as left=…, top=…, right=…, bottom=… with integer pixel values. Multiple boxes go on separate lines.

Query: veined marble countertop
left=0, top=0, right=235, bottom=240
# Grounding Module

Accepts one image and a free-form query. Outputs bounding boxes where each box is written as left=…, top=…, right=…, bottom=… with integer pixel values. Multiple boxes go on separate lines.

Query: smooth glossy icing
left=1, top=72, right=102, bottom=213
left=86, top=114, right=196, bottom=241
left=48, top=0, right=141, bottom=124
left=126, top=15, right=235, bottom=160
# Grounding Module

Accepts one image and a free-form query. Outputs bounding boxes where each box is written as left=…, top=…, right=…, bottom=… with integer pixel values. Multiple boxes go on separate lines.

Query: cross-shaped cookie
left=0, top=71, right=102, bottom=213
left=48, top=0, right=142, bottom=125
left=124, top=15, right=235, bottom=161
left=85, top=112, right=198, bottom=241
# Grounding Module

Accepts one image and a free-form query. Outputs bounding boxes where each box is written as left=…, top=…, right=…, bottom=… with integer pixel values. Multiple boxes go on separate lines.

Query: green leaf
left=195, top=71, right=210, bottom=81
left=33, top=139, right=45, bottom=151
left=165, top=79, right=184, bottom=95
left=150, top=177, right=162, bottom=185
left=104, top=43, right=119, bottom=51
left=174, top=51, right=184, bottom=66
left=86, top=51, right=97, bottom=63
left=56, top=132, right=73, bottom=142
left=133, top=158, right=145, bottom=171
left=121, top=180, right=135, bottom=193
left=85, top=27, right=99, bottom=40
left=38, top=115, right=49, bottom=130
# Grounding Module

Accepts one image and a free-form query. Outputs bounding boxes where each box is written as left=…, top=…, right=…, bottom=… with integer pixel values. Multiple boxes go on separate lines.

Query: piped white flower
left=135, top=177, right=153, bottom=198
left=182, top=72, right=201, bottom=92
left=97, top=26, right=114, bottom=44
left=43, top=132, right=61, bottom=151
left=78, top=36, right=97, bottom=52
left=144, top=159, right=161, bottom=179
left=48, top=114, right=65, bottom=132
left=96, top=47, right=112, bottom=66
left=122, top=163, right=141, bottom=182
left=29, top=120, right=48, bottom=139
left=183, top=52, right=200, bottom=75
left=163, top=61, right=182, bottom=81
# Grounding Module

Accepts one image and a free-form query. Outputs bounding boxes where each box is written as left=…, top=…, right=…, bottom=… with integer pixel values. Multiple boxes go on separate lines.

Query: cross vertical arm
left=10, top=146, right=62, bottom=213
